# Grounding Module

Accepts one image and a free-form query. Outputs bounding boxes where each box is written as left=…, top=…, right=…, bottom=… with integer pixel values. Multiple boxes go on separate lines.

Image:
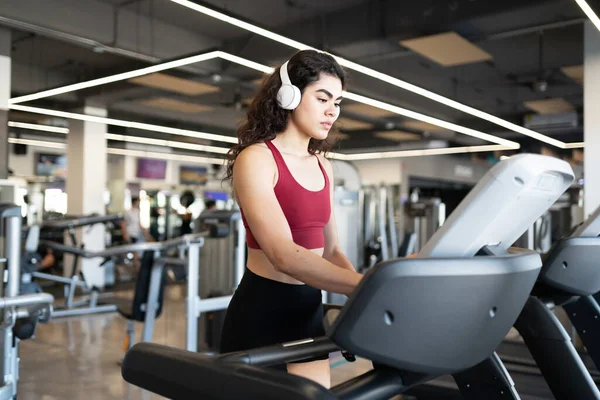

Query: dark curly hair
left=224, top=50, right=347, bottom=182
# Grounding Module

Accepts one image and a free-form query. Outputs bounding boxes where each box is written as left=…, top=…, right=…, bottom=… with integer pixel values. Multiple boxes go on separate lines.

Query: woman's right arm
left=233, top=146, right=363, bottom=296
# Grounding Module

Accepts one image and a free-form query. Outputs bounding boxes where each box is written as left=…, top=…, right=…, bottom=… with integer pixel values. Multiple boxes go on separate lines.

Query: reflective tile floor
left=16, top=285, right=387, bottom=400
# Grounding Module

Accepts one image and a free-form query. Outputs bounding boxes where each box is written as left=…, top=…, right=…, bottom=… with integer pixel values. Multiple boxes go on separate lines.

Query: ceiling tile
left=374, top=130, right=421, bottom=141
left=342, top=103, right=395, bottom=118
left=336, top=117, right=374, bottom=130
left=523, top=98, right=574, bottom=114
left=139, top=97, right=215, bottom=113
left=130, top=73, right=220, bottom=96
left=561, top=65, right=583, bottom=85
left=400, top=32, right=493, bottom=67
left=401, top=120, right=451, bottom=133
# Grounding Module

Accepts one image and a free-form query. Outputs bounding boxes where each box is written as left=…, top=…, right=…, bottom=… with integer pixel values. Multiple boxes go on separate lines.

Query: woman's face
left=290, top=73, right=343, bottom=140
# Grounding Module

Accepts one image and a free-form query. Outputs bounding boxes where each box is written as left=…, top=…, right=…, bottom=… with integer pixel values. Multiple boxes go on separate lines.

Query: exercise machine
left=40, top=223, right=235, bottom=352
left=509, top=203, right=600, bottom=398
left=194, top=210, right=245, bottom=351
left=408, top=169, right=600, bottom=399
left=0, top=204, right=54, bottom=400
left=25, top=214, right=123, bottom=318
left=436, top=203, right=600, bottom=400
left=119, top=153, right=573, bottom=400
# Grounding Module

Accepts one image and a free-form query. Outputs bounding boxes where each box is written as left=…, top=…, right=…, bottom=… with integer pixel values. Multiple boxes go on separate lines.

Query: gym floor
left=16, top=285, right=389, bottom=399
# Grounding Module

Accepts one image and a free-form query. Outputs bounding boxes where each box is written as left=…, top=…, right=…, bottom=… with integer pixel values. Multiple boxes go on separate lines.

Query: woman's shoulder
left=237, top=142, right=271, bottom=162
left=315, top=153, right=333, bottom=175
left=234, top=142, right=275, bottom=174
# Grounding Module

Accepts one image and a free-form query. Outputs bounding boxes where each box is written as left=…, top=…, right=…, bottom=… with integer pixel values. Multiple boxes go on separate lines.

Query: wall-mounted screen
left=136, top=158, right=167, bottom=180
left=35, top=153, right=67, bottom=179
left=179, top=165, right=208, bottom=185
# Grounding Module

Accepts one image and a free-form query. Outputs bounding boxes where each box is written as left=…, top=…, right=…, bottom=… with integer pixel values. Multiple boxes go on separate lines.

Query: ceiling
left=1, top=0, right=593, bottom=161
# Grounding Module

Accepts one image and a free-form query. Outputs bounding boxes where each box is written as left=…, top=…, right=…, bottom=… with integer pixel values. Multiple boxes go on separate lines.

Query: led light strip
left=168, top=0, right=567, bottom=149
left=8, top=137, right=225, bottom=164
left=9, top=135, right=513, bottom=162
left=575, top=0, right=600, bottom=31
left=8, top=51, right=518, bottom=148
left=6, top=121, right=231, bottom=154
left=564, top=142, right=584, bottom=149
left=8, top=121, right=69, bottom=134
left=8, top=51, right=222, bottom=105
left=105, top=133, right=230, bottom=154
left=8, top=104, right=238, bottom=144
left=8, top=137, right=67, bottom=149
left=343, top=92, right=518, bottom=148
left=330, top=144, right=513, bottom=161
left=106, top=148, right=225, bottom=164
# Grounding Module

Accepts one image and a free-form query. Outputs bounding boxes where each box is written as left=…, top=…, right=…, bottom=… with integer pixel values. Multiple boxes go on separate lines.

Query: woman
left=220, top=50, right=363, bottom=388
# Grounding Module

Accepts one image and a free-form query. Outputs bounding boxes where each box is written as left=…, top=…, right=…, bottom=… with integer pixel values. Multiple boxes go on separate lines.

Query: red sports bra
left=240, top=140, right=331, bottom=250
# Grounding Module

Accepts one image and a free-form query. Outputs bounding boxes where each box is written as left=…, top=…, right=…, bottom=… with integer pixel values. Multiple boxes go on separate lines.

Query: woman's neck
left=273, top=122, right=311, bottom=157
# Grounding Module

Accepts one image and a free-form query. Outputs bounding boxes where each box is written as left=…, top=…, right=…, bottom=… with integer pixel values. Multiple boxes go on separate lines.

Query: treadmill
left=120, top=153, right=574, bottom=400
left=498, top=204, right=600, bottom=399
left=409, top=200, right=600, bottom=399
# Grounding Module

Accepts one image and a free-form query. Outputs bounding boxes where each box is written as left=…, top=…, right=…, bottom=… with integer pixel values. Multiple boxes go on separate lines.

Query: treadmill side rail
left=453, top=353, right=520, bottom=399
left=514, top=296, right=600, bottom=399
left=564, top=295, right=600, bottom=372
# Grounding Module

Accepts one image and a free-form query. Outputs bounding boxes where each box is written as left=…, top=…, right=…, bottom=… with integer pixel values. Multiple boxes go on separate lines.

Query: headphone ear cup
left=289, top=85, right=302, bottom=109
left=277, top=84, right=301, bottom=110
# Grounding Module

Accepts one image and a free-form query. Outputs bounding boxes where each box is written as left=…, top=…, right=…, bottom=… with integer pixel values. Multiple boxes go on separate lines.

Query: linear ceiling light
left=575, top=0, right=600, bottom=31
left=343, top=92, right=517, bottom=148
left=168, top=0, right=566, bottom=148
left=9, top=133, right=511, bottom=162
left=105, top=133, right=230, bottom=154
left=8, top=137, right=225, bottom=164
left=8, top=104, right=238, bottom=144
left=8, top=51, right=222, bottom=105
left=10, top=103, right=522, bottom=159
left=330, top=144, right=513, bottom=161
left=6, top=121, right=231, bottom=154
left=8, top=137, right=67, bottom=149
left=106, top=148, right=224, bottom=164
left=564, top=142, right=584, bottom=149
left=8, top=121, right=69, bottom=134
left=8, top=52, right=518, bottom=149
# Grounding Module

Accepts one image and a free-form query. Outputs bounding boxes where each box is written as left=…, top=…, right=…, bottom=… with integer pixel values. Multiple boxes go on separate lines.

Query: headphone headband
left=279, top=60, right=292, bottom=85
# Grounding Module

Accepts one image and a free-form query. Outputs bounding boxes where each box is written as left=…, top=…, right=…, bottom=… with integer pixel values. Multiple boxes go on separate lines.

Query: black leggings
left=220, top=267, right=329, bottom=371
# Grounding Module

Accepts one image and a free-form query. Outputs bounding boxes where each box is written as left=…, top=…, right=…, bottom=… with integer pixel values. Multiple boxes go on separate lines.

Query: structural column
left=584, top=21, right=600, bottom=217
left=65, top=104, right=108, bottom=288
left=0, top=28, right=11, bottom=179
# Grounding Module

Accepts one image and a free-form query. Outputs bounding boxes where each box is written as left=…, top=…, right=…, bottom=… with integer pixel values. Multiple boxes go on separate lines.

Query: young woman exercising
left=219, top=50, right=363, bottom=388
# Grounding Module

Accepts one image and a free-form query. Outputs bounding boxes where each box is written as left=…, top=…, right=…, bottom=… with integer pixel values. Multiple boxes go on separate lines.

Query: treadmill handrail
left=216, top=336, right=339, bottom=367
left=38, top=232, right=208, bottom=258
left=40, top=213, right=124, bottom=230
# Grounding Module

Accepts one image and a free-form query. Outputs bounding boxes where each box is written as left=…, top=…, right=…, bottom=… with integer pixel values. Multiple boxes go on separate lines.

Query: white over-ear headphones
left=276, top=60, right=301, bottom=110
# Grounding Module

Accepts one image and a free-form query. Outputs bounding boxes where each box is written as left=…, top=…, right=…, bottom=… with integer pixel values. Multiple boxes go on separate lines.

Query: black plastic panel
left=540, top=237, right=600, bottom=296
left=122, top=343, right=336, bottom=400
left=326, top=251, right=542, bottom=375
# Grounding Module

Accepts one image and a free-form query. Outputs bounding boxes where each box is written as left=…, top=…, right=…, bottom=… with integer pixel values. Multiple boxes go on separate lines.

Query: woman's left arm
left=321, top=155, right=357, bottom=272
